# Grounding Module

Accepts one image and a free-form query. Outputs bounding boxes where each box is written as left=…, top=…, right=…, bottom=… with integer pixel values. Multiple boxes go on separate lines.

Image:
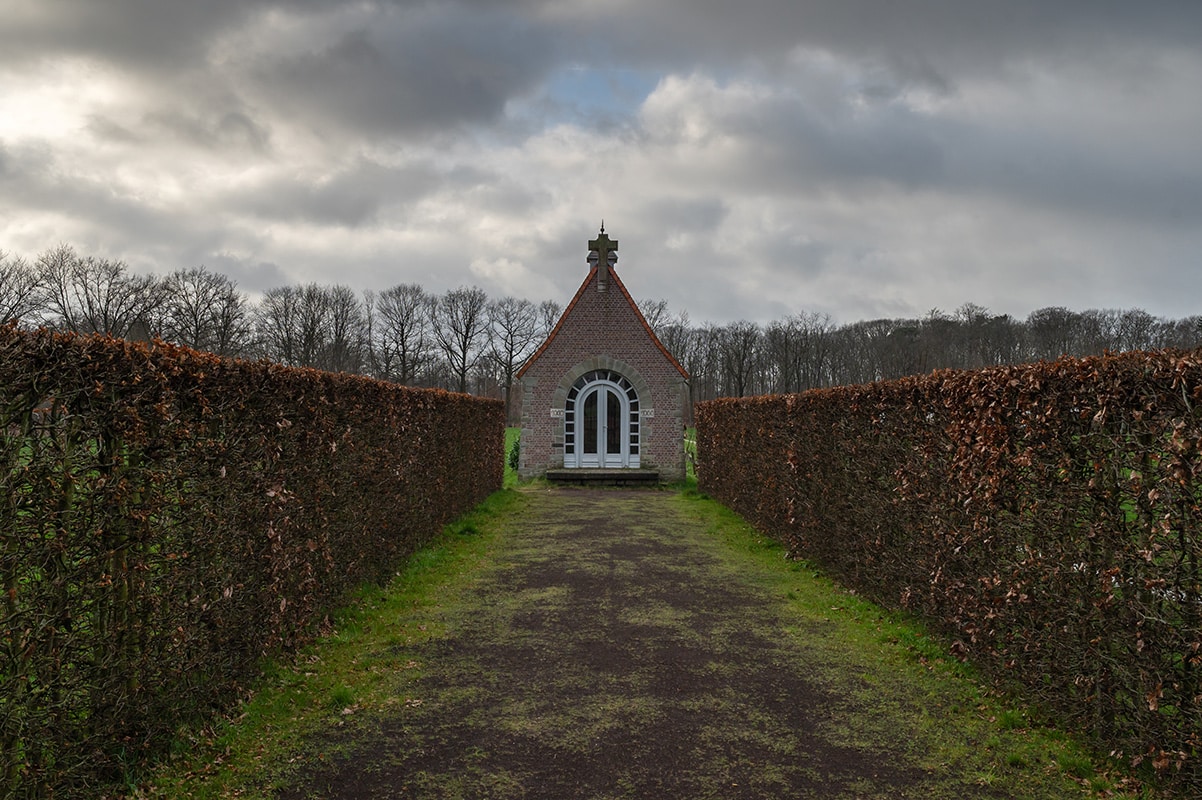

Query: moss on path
left=263, top=488, right=1094, bottom=799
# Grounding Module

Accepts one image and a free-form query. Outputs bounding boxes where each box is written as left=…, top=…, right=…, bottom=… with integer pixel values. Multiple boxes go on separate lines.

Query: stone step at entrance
left=545, top=468, right=661, bottom=487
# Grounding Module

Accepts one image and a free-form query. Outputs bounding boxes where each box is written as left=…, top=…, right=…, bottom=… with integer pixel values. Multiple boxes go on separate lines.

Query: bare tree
left=1075, top=309, right=1120, bottom=354
left=254, top=284, right=322, bottom=367
left=658, top=309, right=694, bottom=368
left=253, top=283, right=365, bottom=371
left=537, top=299, right=562, bottom=338
left=293, top=284, right=333, bottom=368
left=764, top=311, right=834, bottom=393
left=830, top=319, right=896, bottom=385
left=1161, top=316, right=1202, bottom=349
left=763, top=320, right=794, bottom=393
left=368, top=283, right=435, bottom=384
left=687, top=323, right=723, bottom=403
left=35, top=244, right=167, bottom=337
left=431, top=286, right=489, bottom=393
left=255, top=285, right=303, bottom=365
left=0, top=250, right=41, bottom=326
left=1117, top=308, right=1158, bottom=352
left=319, top=285, right=366, bottom=373
left=717, top=320, right=763, bottom=397
left=1025, top=306, right=1085, bottom=360
left=951, top=304, right=1024, bottom=368
left=161, top=266, right=252, bottom=357
left=637, top=297, right=671, bottom=337
left=488, top=296, right=541, bottom=422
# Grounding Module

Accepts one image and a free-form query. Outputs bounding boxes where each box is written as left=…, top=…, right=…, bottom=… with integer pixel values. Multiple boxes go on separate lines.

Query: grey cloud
left=639, top=79, right=948, bottom=195
left=4, top=2, right=566, bottom=148
left=534, top=227, right=597, bottom=276
left=0, top=141, right=55, bottom=193
left=9, top=1, right=1198, bottom=150
left=603, top=2, right=1202, bottom=81
left=456, top=180, right=547, bottom=219
left=203, top=253, right=291, bottom=294
left=11, top=1, right=1200, bottom=73
left=85, top=115, right=143, bottom=144
left=982, top=156, right=1202, bottom=229
left=1, top=0, right=249, bottom=70
left=0, top=143, right=228, bottom=262
left=8, top=1, right=1202, bottom=101
left=745, top=99, right=946, bottom=192
left=637, top=198, right=729, bottom=235
left=224, top=159, right=443, bottom=227
left=0, top=0, right=342, bottom=71
left=143, top=109, right=271, bottom=153
left=938, top=118, right=1202, bottom=229
left=638, top=61, right=1198, bottom=234
left=245, top=10, right=562, bottom=138
left=746, top=234, right=833, bottom=283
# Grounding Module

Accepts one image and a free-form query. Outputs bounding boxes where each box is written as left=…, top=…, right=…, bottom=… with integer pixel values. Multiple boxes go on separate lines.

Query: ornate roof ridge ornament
left=587, top=224, right=618, bottom=293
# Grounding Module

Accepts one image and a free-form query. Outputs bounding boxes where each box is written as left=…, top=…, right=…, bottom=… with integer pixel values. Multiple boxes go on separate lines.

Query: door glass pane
left=583, top=390, right=598, bottom=454
left=606, top=389, right=621, bottom=454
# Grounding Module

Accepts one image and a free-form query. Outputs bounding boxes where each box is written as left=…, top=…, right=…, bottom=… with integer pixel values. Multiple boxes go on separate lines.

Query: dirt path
left=275, top=489, right=1083, bottom=799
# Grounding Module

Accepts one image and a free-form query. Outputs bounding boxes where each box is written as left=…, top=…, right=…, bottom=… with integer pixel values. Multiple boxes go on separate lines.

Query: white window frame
left=563, top=370, right=640, bottom=468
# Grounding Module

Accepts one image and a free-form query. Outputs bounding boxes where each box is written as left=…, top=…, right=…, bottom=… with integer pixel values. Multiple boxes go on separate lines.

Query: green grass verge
left=673, top=488, right=1156, bottom=800
left=140, top=490, right=519, bottom=799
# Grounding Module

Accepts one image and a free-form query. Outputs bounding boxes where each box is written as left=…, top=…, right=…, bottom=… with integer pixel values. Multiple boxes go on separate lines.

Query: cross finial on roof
left=587, top=224, right=618, bottom=292
left=588, top=227, right=617, bottom=264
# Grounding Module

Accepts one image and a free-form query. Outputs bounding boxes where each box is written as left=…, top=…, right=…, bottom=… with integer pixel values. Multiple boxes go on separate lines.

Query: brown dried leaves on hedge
left=697, top=349, right=1202, bottom=791
left=0, top=325, right=503, bottom=797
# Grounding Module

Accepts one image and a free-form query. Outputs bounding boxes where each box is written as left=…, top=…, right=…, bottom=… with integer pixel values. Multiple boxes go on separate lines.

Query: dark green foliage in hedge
left=0, top=325, right=503, bottom=798
left=697, top=349, right=1202, bottom=792
left=508, top=433, right=520, bottom=473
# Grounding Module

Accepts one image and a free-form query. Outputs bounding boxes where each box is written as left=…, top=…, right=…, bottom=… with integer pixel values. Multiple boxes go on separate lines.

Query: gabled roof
left=517, top=265, right=689, bottom=380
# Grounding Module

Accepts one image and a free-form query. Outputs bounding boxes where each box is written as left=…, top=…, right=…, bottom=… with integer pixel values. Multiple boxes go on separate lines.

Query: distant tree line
left=4, top=245, right=1200, bottom=415
left=646, top=300, right=1202, bottom=403
left=0, top=245, right=557, bottom=421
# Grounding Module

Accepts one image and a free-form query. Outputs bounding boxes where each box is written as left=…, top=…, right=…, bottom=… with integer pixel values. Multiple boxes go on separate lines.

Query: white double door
left=577, top=384, right=628, bottom=468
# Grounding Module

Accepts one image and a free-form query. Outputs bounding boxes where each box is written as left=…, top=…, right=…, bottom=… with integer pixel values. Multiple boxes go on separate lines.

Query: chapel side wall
left=518, top=272, right=687, bottom=481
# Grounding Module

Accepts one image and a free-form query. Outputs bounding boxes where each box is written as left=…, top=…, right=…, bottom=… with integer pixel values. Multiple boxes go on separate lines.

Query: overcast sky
left=2, top=1, right=1200, bottom=325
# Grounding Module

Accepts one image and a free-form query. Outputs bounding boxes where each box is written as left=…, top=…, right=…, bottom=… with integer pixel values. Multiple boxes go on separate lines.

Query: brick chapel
left=515, top=226, right=690, bottom=482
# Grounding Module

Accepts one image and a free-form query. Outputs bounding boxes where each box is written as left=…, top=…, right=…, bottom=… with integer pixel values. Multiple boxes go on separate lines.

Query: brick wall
left=517, top=265, right=689, bottom=481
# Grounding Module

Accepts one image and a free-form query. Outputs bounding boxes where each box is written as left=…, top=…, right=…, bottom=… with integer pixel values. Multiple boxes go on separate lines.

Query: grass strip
left=140, top=490, right=517, bottom=799
left=673, top=487, right=1156, bottom=799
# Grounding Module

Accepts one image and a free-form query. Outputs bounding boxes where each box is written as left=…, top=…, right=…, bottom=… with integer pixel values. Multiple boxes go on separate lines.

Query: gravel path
left=275, top=488, right=1085, bottom=799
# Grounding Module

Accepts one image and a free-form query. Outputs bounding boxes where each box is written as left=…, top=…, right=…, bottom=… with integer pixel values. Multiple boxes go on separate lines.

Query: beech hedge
left=697, top=348, right=1202, bottom=790
left=1, top=326, right=503, bottom=797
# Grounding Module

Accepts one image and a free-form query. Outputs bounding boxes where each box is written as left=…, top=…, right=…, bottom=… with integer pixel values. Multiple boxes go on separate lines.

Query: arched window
left=564, top=370, right=640, bottom=468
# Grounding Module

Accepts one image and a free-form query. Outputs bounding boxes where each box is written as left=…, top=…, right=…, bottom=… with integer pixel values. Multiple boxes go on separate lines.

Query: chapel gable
left=516, top=227, right=689, bottom=482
